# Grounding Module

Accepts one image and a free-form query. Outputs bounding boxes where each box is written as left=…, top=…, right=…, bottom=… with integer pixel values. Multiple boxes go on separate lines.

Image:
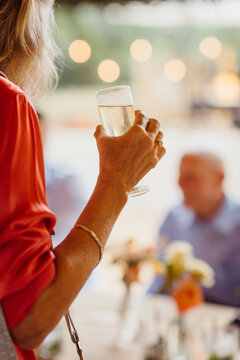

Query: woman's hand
left=94, top=110, right=166, bottom=194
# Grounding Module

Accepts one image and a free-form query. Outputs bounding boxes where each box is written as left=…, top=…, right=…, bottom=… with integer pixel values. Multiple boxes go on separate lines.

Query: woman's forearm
left=11, top=112, right=165, bottom=350
left=11, top=175, right=128, bottom=349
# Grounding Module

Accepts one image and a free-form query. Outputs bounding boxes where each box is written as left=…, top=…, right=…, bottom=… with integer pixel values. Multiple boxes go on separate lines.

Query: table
left=49, top=291, right=240, bottom=360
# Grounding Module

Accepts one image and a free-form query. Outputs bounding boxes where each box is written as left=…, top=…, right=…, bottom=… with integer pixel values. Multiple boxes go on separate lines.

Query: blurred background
left=37, top=1, right=240, bottom=359
left=41, top=0, right=240, bottom=250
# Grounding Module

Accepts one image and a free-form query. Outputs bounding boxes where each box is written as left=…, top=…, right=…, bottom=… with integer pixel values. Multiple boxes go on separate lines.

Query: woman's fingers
left=153, top=130, right=164, bottom=147
left=94, top=124, right=107, bottom=140
left=146, top=118, right=161, bottom=138
left=133, top=113, right=161, bottom=139
left=155, top=132, right=166, bottom=159
left=157, top=145, right=166, bottom=159
left=133, top=110, right=148, bottom=128
left=154, top=130, right=165, bottom=159
left=155, top=130, right=164, bottom=141
left=132, top=114, right=164, bottom=157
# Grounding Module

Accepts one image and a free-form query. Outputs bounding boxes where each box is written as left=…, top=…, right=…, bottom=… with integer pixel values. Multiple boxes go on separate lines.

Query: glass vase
left=167, top=314, right=191, bottom=360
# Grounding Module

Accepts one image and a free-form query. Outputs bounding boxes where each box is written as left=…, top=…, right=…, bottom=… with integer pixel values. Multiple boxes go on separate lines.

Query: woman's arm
left=11, top=111, right=165, bottom=349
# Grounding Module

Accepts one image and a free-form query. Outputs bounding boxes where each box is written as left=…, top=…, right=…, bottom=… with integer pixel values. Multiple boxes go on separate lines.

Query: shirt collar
left=182, top=195, right=239, bottom=235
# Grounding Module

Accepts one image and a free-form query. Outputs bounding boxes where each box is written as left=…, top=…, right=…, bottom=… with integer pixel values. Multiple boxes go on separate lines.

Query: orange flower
left=172, top=276, right=203, bottom=313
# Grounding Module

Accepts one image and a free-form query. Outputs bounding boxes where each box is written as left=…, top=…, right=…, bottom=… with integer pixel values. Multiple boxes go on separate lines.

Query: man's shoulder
left=211, top=195, right=240, bottom=234
left=226, top=196, right=240, bottom=211
left=166, top=202, right=191, bottom=218
left=225, top=196, right=240, bottom=224
left=221, top=196, right=240, bottom=223
left=160, top=202, right=193, bottom=231
left=159, top=203, right=190, bottom=239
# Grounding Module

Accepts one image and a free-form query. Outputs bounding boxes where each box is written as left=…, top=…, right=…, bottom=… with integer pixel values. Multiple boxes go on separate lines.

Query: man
left=150, top=151, right=240, bottom=307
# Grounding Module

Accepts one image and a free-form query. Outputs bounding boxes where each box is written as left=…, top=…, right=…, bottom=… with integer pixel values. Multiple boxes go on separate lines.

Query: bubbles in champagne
left=98, top=105, right=134, bottom=136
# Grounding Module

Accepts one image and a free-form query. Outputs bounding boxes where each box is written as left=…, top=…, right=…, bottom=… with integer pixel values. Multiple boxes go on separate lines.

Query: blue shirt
left=152, top=196, right=240, bottom=307
left=45, top=163, right=89, bottom=246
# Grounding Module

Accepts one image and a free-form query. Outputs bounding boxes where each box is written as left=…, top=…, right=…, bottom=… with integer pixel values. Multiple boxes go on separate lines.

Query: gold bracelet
left=73, top=224, right=103, bottom=266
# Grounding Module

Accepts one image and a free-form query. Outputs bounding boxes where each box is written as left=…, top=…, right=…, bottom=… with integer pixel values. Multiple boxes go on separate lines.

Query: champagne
left=98, top=105, right=134, bottom=136
left=96, top=85, right=150, bottom=196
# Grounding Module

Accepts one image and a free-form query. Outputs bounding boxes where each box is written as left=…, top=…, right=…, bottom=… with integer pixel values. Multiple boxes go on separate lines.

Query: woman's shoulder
left=0, top=76, right=38, bottom=133
left=0, top=76, right=36, bottom=119
left=0, top=76, right=26, bottom=102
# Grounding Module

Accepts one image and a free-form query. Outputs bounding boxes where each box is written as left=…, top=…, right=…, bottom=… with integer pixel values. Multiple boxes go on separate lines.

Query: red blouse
left=0, top=76, right=57, bottom=359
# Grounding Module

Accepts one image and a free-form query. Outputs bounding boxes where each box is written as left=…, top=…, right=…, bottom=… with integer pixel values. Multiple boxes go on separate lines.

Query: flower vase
left=168, top=277, right=203, bottom=359
left=167, top=314, right=190, bottom=360
left=118, top=283, right=141, bottom=344
left=144, top=337, right=168, bottom=360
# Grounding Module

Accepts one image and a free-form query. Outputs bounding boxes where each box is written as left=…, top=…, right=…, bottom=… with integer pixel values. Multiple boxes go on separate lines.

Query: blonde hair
left=0, top=0, right=60, bottom=102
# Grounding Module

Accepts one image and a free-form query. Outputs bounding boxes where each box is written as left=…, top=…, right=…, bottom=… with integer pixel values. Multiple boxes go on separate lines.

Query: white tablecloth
left=53, top=291, right=239, bottom=360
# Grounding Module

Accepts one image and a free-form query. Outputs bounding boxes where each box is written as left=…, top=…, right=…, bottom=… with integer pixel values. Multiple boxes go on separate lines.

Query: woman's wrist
left=97, top=171, right=129, bottom=204
left=77, top=171, right=128, bottom=248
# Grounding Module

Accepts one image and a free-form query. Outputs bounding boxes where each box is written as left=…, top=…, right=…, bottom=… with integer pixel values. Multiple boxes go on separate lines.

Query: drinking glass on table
left=96, top=85, right=150, bottom=197
left=206, top=327, right=239, bottom=360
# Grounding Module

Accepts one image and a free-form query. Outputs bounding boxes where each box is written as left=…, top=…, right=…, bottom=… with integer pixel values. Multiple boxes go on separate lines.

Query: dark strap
left=0, top=304, right=18, bottom=360
left=64, top=311, right=83, bottom=360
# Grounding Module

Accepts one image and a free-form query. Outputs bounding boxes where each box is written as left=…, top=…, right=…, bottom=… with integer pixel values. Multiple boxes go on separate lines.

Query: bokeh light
left=164, top=59, right=186, bottom=82
left=98, top=60, right=120, bottom=83
left=216, top=48, right=237, bottom=72
left=130, top=39, right=152, bottom=62
left=212, top=72, right=240, bottom=105
left=199, top=37, right=222, bottom=60
left=69, top=40, right=91, bottom=63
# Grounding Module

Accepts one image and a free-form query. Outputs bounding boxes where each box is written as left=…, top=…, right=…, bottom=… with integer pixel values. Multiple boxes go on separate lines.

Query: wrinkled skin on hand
left=94, top=110, right=166, bottom=194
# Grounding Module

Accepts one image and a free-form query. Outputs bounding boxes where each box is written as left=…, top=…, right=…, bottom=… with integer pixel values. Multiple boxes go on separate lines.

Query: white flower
left=186, top=258, right=215, bottom=288
left=164, top=241, right=193, bottom=274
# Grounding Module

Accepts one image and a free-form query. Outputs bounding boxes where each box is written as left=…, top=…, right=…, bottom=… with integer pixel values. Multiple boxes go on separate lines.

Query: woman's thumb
left=94, top=125, right=107, bottom=140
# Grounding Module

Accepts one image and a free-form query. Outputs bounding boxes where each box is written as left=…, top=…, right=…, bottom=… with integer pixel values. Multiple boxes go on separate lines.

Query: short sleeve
left=0, top=79, right=57, bottom=329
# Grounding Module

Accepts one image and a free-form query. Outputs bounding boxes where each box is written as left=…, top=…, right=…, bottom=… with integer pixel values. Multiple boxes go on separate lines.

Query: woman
left=0, top=1, right=165, bottom=359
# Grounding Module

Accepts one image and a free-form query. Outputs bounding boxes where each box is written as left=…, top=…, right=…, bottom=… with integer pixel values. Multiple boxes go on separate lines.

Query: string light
left=164, top=59, right=186, bottom=82
left=212, top=72, right=240, bottom=105
left=130, top=39, right=152, bottom=62
left=98, top=60, right=120, bottom=83
left=69, top=40, right=91, bottom=63
left=199, top=37, right=222, bottom=60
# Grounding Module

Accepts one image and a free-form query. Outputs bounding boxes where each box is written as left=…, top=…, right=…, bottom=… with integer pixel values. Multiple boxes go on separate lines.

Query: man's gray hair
left=182, top=151, right=224, bottom=174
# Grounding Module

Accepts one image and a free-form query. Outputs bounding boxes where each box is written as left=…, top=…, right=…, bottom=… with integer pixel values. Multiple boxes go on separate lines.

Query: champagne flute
left=96, top=85, right=150, bottom=197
